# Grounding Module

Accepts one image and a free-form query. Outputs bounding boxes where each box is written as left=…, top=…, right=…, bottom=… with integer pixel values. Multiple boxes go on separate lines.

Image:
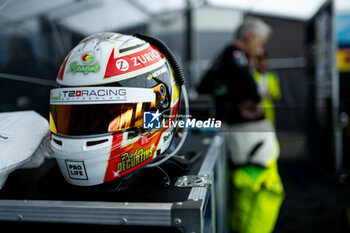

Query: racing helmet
left=49, top=32, right=187, bottom=186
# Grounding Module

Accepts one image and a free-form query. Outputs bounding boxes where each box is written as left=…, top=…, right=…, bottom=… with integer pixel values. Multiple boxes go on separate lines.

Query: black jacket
left=198, top=45, right=262, bottom=124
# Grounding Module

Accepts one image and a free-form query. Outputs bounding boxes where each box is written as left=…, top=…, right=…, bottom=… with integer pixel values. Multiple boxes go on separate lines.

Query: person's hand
left=238, top=100, right=262, bottom=120
left=262, top=92, right=273, bottom=100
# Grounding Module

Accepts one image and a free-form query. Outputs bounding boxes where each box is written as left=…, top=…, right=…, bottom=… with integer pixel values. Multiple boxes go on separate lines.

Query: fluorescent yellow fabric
left=229, top=160, right=284, bottom=233
left=253, top=70, right=281, bottom=126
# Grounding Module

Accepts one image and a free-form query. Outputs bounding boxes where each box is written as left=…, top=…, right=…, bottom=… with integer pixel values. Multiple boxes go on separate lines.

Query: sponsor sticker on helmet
left=147, top=66, right=167, bottom=80
left=115, top=59, right=129, bottom=71
left=67, top=52, right=100, bottom=74
left=105, top=45, right=164, bottom=79
left=116, top=146, right=154, bottom=174
left=82, top=53, right=94, bottom=63
left=50, top=87, right=155, bottom=105
left=65, top=160, right=88, bottom=180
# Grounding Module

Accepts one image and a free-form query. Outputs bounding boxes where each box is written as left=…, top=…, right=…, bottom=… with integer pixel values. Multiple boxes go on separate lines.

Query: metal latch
left=174, top=175, right=211, bottom=188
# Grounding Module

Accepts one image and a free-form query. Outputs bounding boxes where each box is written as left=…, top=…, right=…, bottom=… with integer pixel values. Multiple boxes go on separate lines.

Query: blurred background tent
left=0, top=0, right=337, bottom=83
left=1, top=0, right=350, bottom=232
left=0, top=0, right=347, bottom=158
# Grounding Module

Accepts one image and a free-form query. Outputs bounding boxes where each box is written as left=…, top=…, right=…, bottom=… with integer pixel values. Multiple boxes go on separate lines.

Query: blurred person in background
left=198, top=17, right=284, bottom=233
left=252, top=51, right=281, bottom=126
left=0, top=35, right=55, bottom=118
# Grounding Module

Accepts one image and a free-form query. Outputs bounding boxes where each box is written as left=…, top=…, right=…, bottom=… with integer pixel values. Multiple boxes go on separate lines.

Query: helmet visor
left=50, top=85, right=169, bottom=136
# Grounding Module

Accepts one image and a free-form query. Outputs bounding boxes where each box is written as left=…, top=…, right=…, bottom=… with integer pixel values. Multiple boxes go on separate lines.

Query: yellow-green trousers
left=229, top=160, right=284, bottom=233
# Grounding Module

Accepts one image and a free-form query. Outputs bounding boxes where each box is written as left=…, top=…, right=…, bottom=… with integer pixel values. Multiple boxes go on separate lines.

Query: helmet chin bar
left=145, top=84, right=189, bottom=168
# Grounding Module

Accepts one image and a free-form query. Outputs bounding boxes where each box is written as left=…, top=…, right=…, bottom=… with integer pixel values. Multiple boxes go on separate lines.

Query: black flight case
left=0, top=131, right=228, bottom=233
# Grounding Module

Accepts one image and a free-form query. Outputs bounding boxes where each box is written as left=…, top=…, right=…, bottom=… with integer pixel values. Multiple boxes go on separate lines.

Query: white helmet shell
left=50, top=32, right=182, bottom=187
left=57, top=33, right=165, bottom=86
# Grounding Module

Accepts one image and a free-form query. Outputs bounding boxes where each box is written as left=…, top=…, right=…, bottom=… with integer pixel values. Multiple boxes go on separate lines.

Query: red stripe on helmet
left=104, top=45, right=164, bottom=79
left=57, top=54, right=70, bottom=81
left=103, top=129, right=164, bottom=183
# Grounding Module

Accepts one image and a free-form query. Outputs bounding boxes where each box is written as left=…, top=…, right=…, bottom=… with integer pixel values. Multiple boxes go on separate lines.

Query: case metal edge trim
left=0, top=200, right=172, bottom=226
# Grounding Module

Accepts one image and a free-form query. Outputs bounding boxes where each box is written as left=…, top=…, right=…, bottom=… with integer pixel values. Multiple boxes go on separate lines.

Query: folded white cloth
left=0, top=111, right=49, bottom=189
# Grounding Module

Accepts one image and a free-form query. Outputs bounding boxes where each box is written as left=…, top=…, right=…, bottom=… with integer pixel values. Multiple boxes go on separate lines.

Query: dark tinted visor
left=50, top=85, right=169, bottom=136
